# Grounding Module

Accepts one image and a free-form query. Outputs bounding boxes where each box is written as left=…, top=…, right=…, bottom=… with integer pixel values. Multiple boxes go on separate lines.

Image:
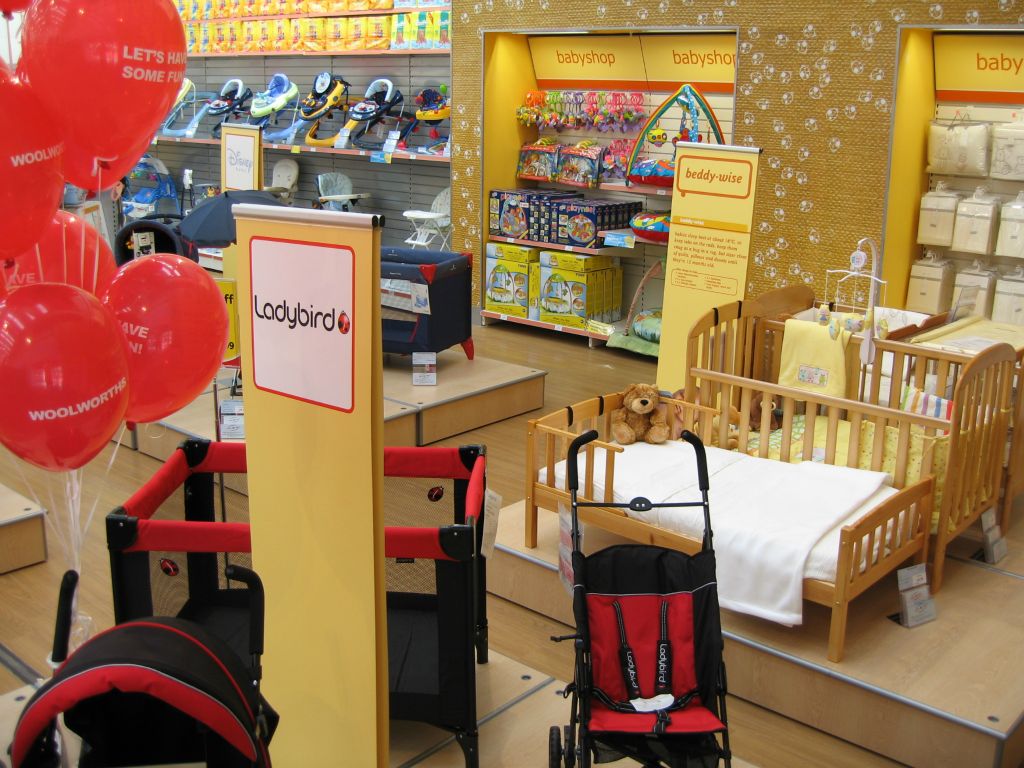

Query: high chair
left=263, top=158, right=300, bottom=206
left=315, top=172, right=371, bottom=212
left=403, top=187, right=451, bottom=249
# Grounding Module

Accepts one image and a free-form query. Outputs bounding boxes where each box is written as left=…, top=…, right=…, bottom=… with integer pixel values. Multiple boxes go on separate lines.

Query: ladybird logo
left=253, top=296, right=351, bottom=335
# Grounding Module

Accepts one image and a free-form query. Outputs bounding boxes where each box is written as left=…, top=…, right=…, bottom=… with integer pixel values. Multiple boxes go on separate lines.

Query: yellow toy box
left=299, top=18, right=326, bottom=51
left=326, top=0, right=348, bottom=11
left=241, top=21, right=259, bottom=52
left=255, top=20, right=274, bottom=51
left=485, top=249, right=540, bottom=319
left=539, top=263, right=605, bottom=329
left=538, top=251, right=613, bottom=272
left=486, top=242, right=539, bottom=264
left=365, top=16, right=391, bottom=50
left=270, top=18, right=291, bottom=51
left=188, top=0, right=203, bottom=21
left=306, top=0, right=330, bottom=12
left=528, top=262, right=542, bottom=320
left=368, top=0, right=393, bottom=8
left=199, top=0, right=216, bottom=20
left=324, top=17, right=347, bottom=52
left=390, top=12, right=409, bottom=49
left=185, top=23, right=196, bottom=54
left=197, top=22, right=213, bottom=54
left=225, top=21, right=242, bottom=54
left=176, top=0, right=190, bottom=21
left=347, top=0, right=369, bottom=9
left=238, top=0, right=259, bottom=15
left=435, top=9, right=450, bottom=49
left=345, top=16, right=367, bottom=50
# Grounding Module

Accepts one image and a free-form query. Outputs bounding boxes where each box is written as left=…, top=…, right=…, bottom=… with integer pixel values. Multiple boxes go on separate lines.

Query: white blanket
left=544, top=442, right=889, bottom=625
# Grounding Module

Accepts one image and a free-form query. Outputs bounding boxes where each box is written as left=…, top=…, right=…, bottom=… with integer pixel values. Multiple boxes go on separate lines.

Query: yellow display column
left=233, top=204, right=387, bottom=766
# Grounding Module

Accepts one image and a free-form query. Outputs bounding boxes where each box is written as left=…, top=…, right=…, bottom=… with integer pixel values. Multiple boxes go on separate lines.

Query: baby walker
left=249, top=73, right=300, bottom=129
left=406, top=85, right=451, bottom=154
left=121, top=155, right=180, bottom=220
left=209, top=78, right=253, bottom=139
left=343, top=78, right=415, bottom=150
left=161, top=78, right=217, bottom=140
left=302, top=72, right=354, bottom=148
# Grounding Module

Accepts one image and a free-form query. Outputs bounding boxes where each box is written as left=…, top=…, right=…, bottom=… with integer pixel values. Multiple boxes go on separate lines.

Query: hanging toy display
left=516, top=90, right=646, bottom=132
left=626, top=83, right=724, bottom=188
left=600, top=139, right=633, bottom=183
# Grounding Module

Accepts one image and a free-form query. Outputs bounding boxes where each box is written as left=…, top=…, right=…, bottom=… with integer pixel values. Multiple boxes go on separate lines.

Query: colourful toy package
left=539, top=263, right=604, bottom=329
left=256, top=20, right=274, bottom=51
left=368, top=0, right=393, bottom=8
left=517, top=140, right=560, bottom=182
left=176, top=0, right=190, bottom=20
left=484, top=243, right=540, bottom=319
left=242, top=20, right=259, bottom=52
left=409, top=11, right=435, bottom=49
left=197, top=22, right=212, bottom=53
left=390, top=12, right=410, bottom=49
left=289, top=19, right=304, bottom=51
left=326, top=0, right=349, bottom=10
left=237, top=0, right=258, bottom=15
left=434, top=10, right=450, bottom=48
left=556, top=142, right=603, bottom=188
left=346, top=17, right=367, bottom=49
left=299, top=18, right=326, bottom=51
left=324, top=17, right=347, bottom=51
left=306, top=0, right=330, bottom=12
left=185, top=23, right=196, bottom=54
left=348, top=0, right=369, bottom=9
left=271, top=18, right=290, bottom=51
left=365, top=16, right=391, bottom=50
left=488, top=189, right=582, bottom=240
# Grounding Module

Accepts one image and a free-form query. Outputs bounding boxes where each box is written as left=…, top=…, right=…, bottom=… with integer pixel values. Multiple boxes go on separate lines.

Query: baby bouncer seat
left=315, top=172, right=371, bottom=212
left=263, top=158, right=300, bottom=205
left=403, top=187, right=451, bottom=249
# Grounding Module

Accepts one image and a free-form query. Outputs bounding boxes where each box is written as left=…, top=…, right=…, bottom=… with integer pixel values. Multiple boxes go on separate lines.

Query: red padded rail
left=121, top=443, right=247, bottom=520
left=384, top=527, right=452, bottom=561
left=124, top=520, right=252, bottom=554
left=383, top=446, right=477, bottom=480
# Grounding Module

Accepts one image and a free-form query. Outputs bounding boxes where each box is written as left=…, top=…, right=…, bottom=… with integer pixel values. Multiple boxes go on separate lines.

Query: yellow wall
left=883, top=28, right=935, bottom=308
left=482, top=33, right=540, bottom=211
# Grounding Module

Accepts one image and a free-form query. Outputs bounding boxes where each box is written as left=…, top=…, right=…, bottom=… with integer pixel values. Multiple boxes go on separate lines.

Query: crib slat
left=604, top=449, right=615, bottom=504
left=780, top=397, right=795, bottom=464
left=802, top=407, right=815, bottom=462
left=894, top=421, right=911, bottom=488
left=870, top=411, right=887, bottom=472
left=888, top=351, right=906, bottom=409
left=758, top=390, right=772, bottom=459
left=584, top=444, right=595, bottom=499
left=738, top=387, right=753, bottom=454
left=825, top=407, right=840, bottom=465
left=546, top=435, right=556, bottom=489
left=847, top=411, right=863, bottom=469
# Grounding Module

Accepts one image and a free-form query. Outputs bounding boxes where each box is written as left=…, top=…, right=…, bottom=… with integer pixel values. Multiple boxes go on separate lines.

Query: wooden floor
left=0, top=316, right=903, bottom=767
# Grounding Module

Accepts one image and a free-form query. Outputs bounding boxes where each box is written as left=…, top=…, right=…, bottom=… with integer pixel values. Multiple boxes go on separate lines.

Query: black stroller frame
left=550, top=430, right=731, bottom=768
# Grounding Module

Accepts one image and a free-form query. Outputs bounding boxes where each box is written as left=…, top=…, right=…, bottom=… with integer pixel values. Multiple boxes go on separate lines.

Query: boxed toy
left=539, top=264, right=603, bottom=329
left=197, top=22, right=213, bottom=54
left=528, top=262, right=542, bottom=320
left=409, top=11, right=435, bottom=49
left=556, top=142, right=603, bottom=188
left=226, top=20, right=243, bottom=53
left=394, top=0, right=416, bottom=5
left=270, top=18, right=290, bottom=51
left=390, top=12, right=410, bottom=49
left=299, top=18, right=326, bottom=51
left=243, top=20, right=260, bottom=51
left=176, top=0, right=190, bottom=21
left=327, top=0, right=349, bottom=10
left=553, top=199, right=631, bottom=248
left=485, top=252, right=539, bottom=319
left=488, top=189, right=581, bottom=239
left=368, top=0, right=394, bottom=7
left=346, top=16, right=367, bottom=50
left=365, top=15, right=391, bottom=50
left=435, top=9, right=450, bottom=48
left=539, top=251, right=613, bottom=272
left=255, top=20, right=274, bottom=51
left=237, top=0, right=258, bottom=15
left=200, top=0, right=216, bottom=20
left=306, top=0, right=331, bottom=11
left=325, top=16, right=347, bottom=51
left=486, top=242, right=540, bottom=263
left=185, top=23, right=196, bottom=54
left=517, top=140, right=560, bottom=182
left=289, top=19, right=304, bottom=50
left=348, top=0, right=369, bottom=8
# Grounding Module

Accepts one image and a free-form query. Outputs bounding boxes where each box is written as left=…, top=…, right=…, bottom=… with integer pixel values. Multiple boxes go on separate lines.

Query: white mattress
left=541, top=442, right=898, bottom=623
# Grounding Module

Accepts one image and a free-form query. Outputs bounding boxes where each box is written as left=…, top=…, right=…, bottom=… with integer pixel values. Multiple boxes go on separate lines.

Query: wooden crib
left=685, top=302, right=1019, bottom=590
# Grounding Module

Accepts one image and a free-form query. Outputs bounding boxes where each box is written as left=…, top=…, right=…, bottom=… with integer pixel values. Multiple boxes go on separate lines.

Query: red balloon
left=102, top=254, right=227, bottom=424
left=3, top=211, right=118, bottom=296
left=0, top=77, right=64, bottom=258
left=1, top=1, right=32, bottom=16
left=19, top=0, right=186, bottom=190
left=0, top=284, right=129, bottom=471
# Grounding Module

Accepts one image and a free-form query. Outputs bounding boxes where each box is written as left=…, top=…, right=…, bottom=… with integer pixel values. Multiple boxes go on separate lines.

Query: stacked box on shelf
left=484, top=243, right=540, bottom=319
left=553, top=199, right=642, bottom=248
left=489, top=189, right=582, bottom=240
left=538, top=251, right=619, bottom=329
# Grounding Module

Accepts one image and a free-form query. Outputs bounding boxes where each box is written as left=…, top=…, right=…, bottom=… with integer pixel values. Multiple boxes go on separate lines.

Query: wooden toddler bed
left=685, top=302, right=1018, bottom=591
left=525, top=387, right=936, bottom=663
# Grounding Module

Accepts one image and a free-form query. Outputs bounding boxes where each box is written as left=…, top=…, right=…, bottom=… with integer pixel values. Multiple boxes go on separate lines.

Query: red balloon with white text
left=18, top=0, right=186, bottom=190
left=3, top=211, right=118, bottom=296
left=102, top=254, right=228, bottom=424
left=0, top=76, right=64, bottom=258
left=0, top=284, right=130, bottom=471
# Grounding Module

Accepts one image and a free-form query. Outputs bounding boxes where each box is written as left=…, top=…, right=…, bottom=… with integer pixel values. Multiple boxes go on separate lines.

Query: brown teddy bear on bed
left=611, top=383, right=670, bottom=445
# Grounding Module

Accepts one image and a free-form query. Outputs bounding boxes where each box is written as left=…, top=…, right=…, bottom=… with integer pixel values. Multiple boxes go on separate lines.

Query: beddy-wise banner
left=656, top=142, right=761, bottom=391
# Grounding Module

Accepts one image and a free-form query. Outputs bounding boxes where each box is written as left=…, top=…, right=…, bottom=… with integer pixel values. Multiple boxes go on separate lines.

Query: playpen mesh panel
left=381, top=475, right=457, bottom=596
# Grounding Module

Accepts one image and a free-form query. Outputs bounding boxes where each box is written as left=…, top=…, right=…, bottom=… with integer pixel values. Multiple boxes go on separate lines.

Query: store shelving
left=191, top=48, right=448, bottom=58
left=185, top=5, right=450, bottom=24
left=479, top=310, right=624, bottom=342
left=152, top=134, right=450, bottom=163
left=597, top=228, right=667, bottom=249
left=487, top=234, right=627, bottom=256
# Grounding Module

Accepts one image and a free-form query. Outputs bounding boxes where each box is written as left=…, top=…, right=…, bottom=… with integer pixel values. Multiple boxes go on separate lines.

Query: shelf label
left=290, top=145, right=301, bottom=154
left=387, top=130, right=402, bottom=141
left=334, top=128, right=351, bottom=149
left=370, top=151, right=392, bottom=164
left=603, top=231, right=636, bottom=249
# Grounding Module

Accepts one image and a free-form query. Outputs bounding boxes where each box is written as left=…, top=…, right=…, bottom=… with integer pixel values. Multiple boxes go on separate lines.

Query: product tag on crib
left=899, top=585, right=937, bottom=628
left=480, top=489, right=501, bottom=560
left=412, top=352, right=437, bottom=386
left=558, top=503, right=577, bottom=595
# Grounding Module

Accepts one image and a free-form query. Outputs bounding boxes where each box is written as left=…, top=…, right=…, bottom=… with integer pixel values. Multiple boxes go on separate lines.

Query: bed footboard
left=805, top=478, right=933, bottom=662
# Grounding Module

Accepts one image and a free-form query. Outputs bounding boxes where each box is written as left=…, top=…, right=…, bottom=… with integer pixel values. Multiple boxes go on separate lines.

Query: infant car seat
left=251, top=73, right=299, bottom=119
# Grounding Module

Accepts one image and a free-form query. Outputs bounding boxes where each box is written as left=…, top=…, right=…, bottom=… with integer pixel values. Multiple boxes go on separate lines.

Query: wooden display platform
left=490, top=500, right=1024, bottom=768
left=382, top=350, right=546, bottom=445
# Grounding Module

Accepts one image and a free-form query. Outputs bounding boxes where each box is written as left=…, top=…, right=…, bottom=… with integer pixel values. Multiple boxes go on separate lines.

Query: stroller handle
left=567, top=430, right=600, bottom=492
left=225, top=565, right=265, bottom=659
left=51, top=570, right=79, bottom=665
left=680, top=430, right=710, bottom=491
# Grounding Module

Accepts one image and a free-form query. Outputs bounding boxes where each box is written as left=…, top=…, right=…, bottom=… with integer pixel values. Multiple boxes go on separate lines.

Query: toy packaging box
left=298, top=18, right=326, bottom=51
left=409, top=11, right=435, bottom=49
left=237, top=0, right=258, bottom=15
left=306, top=0, right=331, bottom=11
left=270, top=18, right=290, bottom=51
left=176, top=0, right=190, bottom=21
left=488, top=189, right=581, bottom=240
left=327, top=0, right=349, bottom=10
left=486, top=242, right=540, bottom=264
left=348, top=0, right=369, bottom=9
left=390, top=12, right=410, bottom=49
left=435, top=10, right=450, bottom=48
left=484, top=249, right=539, bottom=319
left=539, top=263, right=605, bottom=329
left=346, top=17, right=367, bottom=49
left=517, top=141, right=560, bottom=182
left=325, top=17, right=347, bottom=51
left=393, top=0, right=416, bottom=6
left=551, top=199, right=641, bottom=247
left=539, top=251, right=613, bottom=272
left=365, top=16, right=391, bottom=49
left=197, top=22, right=212, bottom=54
left=556, top=143, right=603, bottom=188
left=368, top=0, right=394, bottom=8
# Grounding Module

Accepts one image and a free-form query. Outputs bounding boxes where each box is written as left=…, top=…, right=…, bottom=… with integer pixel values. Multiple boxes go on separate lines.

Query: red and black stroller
left=9, top=440, right=277, bottom=768
left=550, top=430, right=731, bottom=768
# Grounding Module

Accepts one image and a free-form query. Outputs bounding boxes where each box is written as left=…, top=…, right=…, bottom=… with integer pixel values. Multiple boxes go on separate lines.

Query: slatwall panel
left=528, top=90, right=735, bottom=318
left=148, top=52, right=451, bottom=247
left=928, top=102, right=1024, bottom=277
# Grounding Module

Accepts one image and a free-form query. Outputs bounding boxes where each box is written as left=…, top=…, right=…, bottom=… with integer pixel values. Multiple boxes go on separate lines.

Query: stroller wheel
left=548, top=725, right=563, bottom=768
left=563, top=724, right=576, bottom=768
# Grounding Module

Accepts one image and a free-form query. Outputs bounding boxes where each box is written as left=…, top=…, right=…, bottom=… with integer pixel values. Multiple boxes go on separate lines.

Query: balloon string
left=43, top=472, right=71, bottom=570
left=34, top=243, right=43, bottom=283
left=4, top=17, right=12, bottom=69
left=81, top=426, right=126, bottom=542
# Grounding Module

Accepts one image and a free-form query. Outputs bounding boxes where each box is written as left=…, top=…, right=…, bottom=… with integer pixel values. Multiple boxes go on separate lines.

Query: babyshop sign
left=249, top=237, right=355, bottom=411
left=529, top=33, right=736, bottom=91
left=935, top=34, right=1024, bottom=103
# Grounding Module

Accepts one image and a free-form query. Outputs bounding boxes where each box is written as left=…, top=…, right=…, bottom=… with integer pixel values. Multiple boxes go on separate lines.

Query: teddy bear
left=611, top=383, right=669, bottom=445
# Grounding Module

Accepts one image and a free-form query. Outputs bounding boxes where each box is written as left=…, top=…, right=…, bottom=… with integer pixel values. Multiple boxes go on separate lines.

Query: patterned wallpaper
left=449, top=0, right=1023, bottom=299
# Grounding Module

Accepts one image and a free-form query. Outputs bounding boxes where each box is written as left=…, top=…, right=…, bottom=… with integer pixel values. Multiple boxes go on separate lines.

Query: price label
left=370, top=151, right=392, bottom=164
left=382, top=139, right=399, bottom=154
left=603, top=230, right=636, bottom=249
left=387, top=130, right=402, bottom=141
